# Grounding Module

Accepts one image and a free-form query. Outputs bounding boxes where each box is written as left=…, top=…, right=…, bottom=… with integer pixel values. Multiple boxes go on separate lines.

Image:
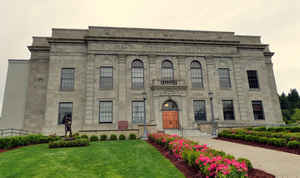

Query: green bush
left=49, top=138, right=89, bottom=148
left=237, top=158, right=253, bottom=171
left=129, top=133, right=137, bottom=140
left=253, top=126, right=266, bottom=131
left=119, top=134, right=126, bottom=140
left=80, top=135, right=89, bottom=139
left=287, top=140, right=300, bottom=149
left=110, top=134, right=117, bottom=140
left=257, top=137, right=268, bottom=144
left=90, top=135, right=99, bottom=142
left=100, top=134, right=107, bottom=141
left=267, top=127, right=285, bottom=132
left=288, top=126, right=300, bottom=133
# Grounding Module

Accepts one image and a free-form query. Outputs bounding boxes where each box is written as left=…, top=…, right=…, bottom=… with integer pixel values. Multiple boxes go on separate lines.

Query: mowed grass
left=0, top=140, right=184, bottom=178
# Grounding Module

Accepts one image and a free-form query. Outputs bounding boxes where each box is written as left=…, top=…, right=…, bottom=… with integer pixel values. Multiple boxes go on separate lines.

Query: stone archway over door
left=162, top=100, right=179, bottom=129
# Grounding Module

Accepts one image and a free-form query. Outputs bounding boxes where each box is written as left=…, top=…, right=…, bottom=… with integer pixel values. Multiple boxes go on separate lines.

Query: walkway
left=186, top=136, right=300, bottom=178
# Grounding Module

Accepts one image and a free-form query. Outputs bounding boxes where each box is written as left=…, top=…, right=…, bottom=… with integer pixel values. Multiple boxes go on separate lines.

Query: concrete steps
left=164, top=129, right=212, bottom=137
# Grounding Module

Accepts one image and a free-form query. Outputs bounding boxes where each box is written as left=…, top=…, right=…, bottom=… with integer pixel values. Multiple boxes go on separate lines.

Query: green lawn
left=0, top=140, right=184, bottom=178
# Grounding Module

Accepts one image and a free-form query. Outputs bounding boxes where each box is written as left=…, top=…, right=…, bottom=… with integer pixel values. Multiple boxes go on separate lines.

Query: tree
left=287, top=89, right=300, bottom=110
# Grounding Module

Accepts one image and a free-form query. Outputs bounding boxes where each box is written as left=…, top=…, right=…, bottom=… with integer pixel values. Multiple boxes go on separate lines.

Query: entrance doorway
left=162, top=100, right=179, bottom=129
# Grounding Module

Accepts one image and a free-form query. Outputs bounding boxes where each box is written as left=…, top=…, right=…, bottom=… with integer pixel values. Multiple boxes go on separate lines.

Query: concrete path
left=186, top=136, right=300, bottom=178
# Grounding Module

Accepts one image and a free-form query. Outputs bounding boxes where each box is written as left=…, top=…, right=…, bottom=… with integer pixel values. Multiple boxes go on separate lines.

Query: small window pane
left=99, top=101, right=113, bottom=123
left=247, top=70, right=259, bottom=89
left=61, top=68, right=74, bottom=90
left=100, top=67, right=113, bottom=89
left=58, top=102, right=73, bottom=124
left=132, top=101, right=145, bottom=123
left=193, top=100, right=206, bottom=121
left=222, top=100, right=235, bottom=120
left=218, top=68, right=231, bottom=88
left=252, top=100, right=265, bottom=120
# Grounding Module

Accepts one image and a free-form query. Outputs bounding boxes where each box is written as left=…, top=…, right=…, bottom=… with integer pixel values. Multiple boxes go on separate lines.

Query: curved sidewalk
left=186, top=136, right=300, bottom=178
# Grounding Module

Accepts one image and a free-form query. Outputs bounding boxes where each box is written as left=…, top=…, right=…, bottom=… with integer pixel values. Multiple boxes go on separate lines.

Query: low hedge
left=129, top=133, right=137, bottom=140
left=100, top=134, right=107, bottom=141
left=0, top=135, right=61, bottom=150
left=110, top=134, right=117, bottom=140
left=219, top=131, right=289, bottom=147
left=287, top=140, right=300, bottom=149
left=90, top=135, right=99, bottom=142
left=49, top=138, right=89, bottom=148
left=119, top=134, right=126, bottom=140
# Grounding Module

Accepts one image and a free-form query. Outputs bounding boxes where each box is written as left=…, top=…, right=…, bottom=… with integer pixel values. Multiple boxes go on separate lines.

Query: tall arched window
left=131, top=59, right=144, bottom=89
left=191, top=61, right=203, bottom=88
left=161, top=60, right=174, bottom=82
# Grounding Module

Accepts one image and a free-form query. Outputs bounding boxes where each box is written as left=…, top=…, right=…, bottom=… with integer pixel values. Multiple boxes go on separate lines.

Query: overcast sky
left=0, top=0, right=299, bottom=116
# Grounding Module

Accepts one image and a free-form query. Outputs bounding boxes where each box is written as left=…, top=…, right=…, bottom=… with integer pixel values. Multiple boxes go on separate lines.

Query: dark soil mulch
left=147, top=140, right=275, bottom=178
left=216, top=137, right=300, bottom=156
left=0, top=146, right=25, bottom=154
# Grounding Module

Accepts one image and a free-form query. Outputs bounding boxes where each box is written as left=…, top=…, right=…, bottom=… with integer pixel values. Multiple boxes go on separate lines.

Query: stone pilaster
left=84, top=54, right=95, bottom=124
left=118, top=55, right=127, bottom=122
left=232, top=57, right=248, bottom=121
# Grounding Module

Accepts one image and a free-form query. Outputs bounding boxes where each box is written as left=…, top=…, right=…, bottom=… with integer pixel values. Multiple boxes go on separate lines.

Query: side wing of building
left=0, top=60, right=29, bottom=129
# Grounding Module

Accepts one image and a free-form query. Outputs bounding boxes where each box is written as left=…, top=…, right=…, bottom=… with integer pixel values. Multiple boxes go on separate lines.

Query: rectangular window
left=191, top=69, right=203, bottom=88
left=218, top=68, right=231, bottom=88
left=58, top=102, right=73, bottom=125
left=193, top=100, right=206, bottom=121
left=99, top=101, right=113, bottom=123
left=100, top=67, right=113, bottom=89
left=132, top=68, right=144, bottom=89
left=247, top=70, right=259, bottom=89
left=61, top=68, right=74, bottom=90
left=222, top=100, right=235, bottom=120
left=132, top=101, right=145, bottom=123
left=252, top=100, right=265, bottom=120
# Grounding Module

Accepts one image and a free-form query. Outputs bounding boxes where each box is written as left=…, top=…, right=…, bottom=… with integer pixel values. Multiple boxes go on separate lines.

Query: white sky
left=0, top=0, right=300, bottom=116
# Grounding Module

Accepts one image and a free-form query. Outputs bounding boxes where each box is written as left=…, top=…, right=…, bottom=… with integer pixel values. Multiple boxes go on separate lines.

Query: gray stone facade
left=1, top=26, right=284, bottom=135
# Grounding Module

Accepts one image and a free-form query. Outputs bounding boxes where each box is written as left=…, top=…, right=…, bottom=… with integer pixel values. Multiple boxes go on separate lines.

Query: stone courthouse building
left=0, top=26, right=284, bottom=135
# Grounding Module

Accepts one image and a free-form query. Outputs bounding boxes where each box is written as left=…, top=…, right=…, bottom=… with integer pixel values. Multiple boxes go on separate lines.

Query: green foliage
left=100, top=134, right=107, bottom=141
left=287, top=140, right=300, bottom=149
left=129, top=133, right=137, bottom=140
left=48, top=138, right=89, bottom=148
left=80, top=135, right=89, bottom=139
left=279, top=89, right=300, bottom=124
left=253, top=126, right=266, bottom=131
left=0, top=135, right=61, bottom=150
left=110, top=134, right=117, bottom=140
left=90, top=135, right=99, bottom=142
left=119, top=134, right=126, bottom=140
left=237, top=158, right=253, bottom=171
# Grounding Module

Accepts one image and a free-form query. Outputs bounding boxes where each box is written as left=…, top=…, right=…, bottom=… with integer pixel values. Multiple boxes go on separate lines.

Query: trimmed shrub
left=267, top=127, right=285, bottom=132
left=129, top=133, right=137, bottom=140
left=80, top=135, right=89, bottom=139
left=119, top=134, right=126, bottom=140
left=238, top=158, right=253, bottom=171
left=49, top=138, right=89, bottom=148
left=90, top=135, right=99, bottom=142
left=287, top=140, right=300, bottom=149
left=253, top=126, right=266, bottom=131
left=288, top=126, right=300, bottom=133
left=100, top=134, right=107, bottom=141
left=110, top=134, right=117, bottom=140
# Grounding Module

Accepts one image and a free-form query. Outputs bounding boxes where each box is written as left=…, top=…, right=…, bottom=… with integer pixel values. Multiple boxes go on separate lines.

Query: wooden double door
left=162, top=111, right=179, bottom=129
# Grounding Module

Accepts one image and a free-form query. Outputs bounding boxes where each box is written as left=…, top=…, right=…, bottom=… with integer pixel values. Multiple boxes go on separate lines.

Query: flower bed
left=148, top=133, right=251, bottom=178
left=218, top=127, right=300, bottom=154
